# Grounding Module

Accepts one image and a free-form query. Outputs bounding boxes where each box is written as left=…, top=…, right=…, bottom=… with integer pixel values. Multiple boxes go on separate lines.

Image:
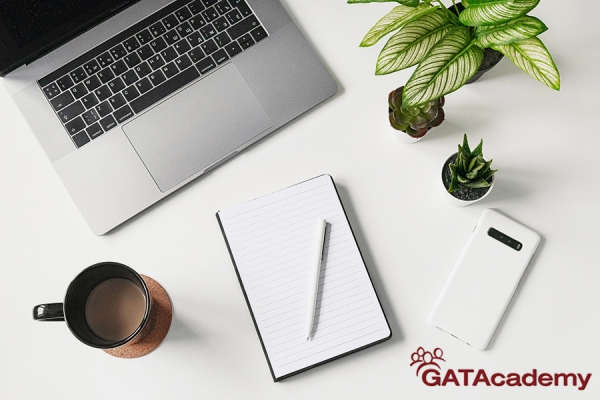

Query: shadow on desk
left=165, top=312, right=201, bottom=342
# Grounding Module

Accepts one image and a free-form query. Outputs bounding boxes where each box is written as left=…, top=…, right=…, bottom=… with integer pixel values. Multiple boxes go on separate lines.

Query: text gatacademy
left=422, top=368, right=592, bottom=391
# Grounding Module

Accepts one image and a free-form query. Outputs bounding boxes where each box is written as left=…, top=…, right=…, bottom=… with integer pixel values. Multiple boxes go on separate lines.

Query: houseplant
left=388, top=85, right=445, bottom=142
left=442, top=134, right=497, bottom=206
left=350, top=0, right=560, bottom=108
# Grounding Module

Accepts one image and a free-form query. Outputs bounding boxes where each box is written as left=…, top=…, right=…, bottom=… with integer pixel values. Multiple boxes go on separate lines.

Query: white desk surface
left=1, top=1, right=599, bottom=399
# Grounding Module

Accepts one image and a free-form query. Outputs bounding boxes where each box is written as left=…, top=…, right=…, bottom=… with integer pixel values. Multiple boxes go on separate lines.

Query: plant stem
left=435, top=0, right=448, bottom=10
left=451, top=0, right=459, bottom=15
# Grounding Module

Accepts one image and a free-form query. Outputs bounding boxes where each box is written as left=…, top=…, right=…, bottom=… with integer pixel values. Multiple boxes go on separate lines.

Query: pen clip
left=320, top=223, right=327, bottom=261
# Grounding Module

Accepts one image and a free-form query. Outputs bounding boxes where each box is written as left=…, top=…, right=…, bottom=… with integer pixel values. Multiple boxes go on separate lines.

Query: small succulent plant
left=448, top=134, right=497, bottom=193
left=388, top=86, right=445, bottom=138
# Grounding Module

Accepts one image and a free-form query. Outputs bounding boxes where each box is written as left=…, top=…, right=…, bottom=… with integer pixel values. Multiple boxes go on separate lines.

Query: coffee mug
left=33, top=262, right=151, bottom=349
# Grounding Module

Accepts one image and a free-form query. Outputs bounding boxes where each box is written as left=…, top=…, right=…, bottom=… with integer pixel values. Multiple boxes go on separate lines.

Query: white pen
left=306, top=219, right=327, bottom=341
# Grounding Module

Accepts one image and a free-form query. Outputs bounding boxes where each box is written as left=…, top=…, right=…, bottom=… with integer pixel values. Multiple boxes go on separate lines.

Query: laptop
left=1, top=0, right=337, bottom=235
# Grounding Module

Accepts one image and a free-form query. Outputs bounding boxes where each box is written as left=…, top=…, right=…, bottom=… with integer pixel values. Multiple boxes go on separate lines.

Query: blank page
left=217, top=175, right=391, bottom=380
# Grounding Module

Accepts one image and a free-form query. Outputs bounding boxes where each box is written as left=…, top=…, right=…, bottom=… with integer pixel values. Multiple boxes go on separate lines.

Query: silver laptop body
left=3, top=0, right=337, bottom=234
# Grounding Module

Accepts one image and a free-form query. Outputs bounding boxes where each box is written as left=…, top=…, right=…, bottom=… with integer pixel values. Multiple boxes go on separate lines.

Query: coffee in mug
left=33, top=262, right=151, bottom=349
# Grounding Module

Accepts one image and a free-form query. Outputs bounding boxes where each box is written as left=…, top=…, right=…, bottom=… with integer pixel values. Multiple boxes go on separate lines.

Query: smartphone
left=428, top=209, right=541, bottom=350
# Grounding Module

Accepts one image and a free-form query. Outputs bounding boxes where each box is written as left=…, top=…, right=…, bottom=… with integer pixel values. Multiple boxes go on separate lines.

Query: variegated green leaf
left=493, top=37, right=560, bottom=90
left=348, top=0, right=420, bottom=6
left=460, top=0, right=540, bottom=26
left=474, top=16, right=547, bottom=47
left=403, top=27, right=484, bottom=107
left=464, top=178, right=491, bottom=188
left=376, top=10, right=453, bottom=75
left=360, top=4, right=438, bottom=47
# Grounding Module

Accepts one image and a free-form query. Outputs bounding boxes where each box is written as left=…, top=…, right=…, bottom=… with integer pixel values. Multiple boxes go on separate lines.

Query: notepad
left=216, top=175, right=391, bottom=381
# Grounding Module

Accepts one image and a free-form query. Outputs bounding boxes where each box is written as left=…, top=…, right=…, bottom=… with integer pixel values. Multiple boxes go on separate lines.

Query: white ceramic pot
left=441, top=153, right=495, bottom=206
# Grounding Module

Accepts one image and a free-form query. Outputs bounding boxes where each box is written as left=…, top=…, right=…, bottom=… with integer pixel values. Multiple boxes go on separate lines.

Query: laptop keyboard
left=38, top=0, right=268, bottom=148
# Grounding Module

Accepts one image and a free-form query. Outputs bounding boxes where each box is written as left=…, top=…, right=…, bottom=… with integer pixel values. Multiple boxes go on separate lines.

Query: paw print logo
left=410, top=347, right=445, bottom=376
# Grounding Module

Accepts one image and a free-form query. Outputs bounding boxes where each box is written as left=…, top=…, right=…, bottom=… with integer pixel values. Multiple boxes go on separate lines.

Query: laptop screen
left=0, top=0, right=141, bottom=76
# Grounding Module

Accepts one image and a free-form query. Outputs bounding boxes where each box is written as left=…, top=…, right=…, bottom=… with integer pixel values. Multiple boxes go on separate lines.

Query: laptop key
left=135, top=78, right=153, bottom=94
left=122, top=86, right=140, bottom=102
left=150, top=37, right=168, bottom=53
left=135, top=62, right=152, bottom=78
left=250, top=26, right=267, bottom=43
left=81, top=92, right=100, bottom=109
left=164, top=30, right=181, bottom=46
left=94, top=85, right=112, bottom=102
left=72, top=131, right=90, bottom=147
left=137, top=29, right=154, bottom=45
left=71, top=83, right=88, bottom=99
left=228, top=15, right=258, bottom=40
left=58, top=101, right=85, bottom=122
left=50, top=91, right=75, bottom=111
left=187, top=31, right=204, bottom=46
left=110, top=44, right=128, bottom=60
left=238, top=34, right=255, bottom=50
left=188, top=0, right=205, bottom=14
left=148, top=54, right=166, bottom=70
left=43, top=83, right=61, bottom=100
left=236, top=0, right=253, bottom=17
left=114, top=105, right=134, bottom=123
left=149, top=70, right=167, bottom=86
left=161, top=47, right=179, bottom=63
left=97, top=52, right=114, bottom=68
left=225, top=9, right=242, bottom=25
left=108, top=77, right=126, bottom=94
left=130, top=66, right=200, bottom=114
left=163, top=14, right=179, bottom=30
left=86, top=123, right=104, bottom=140
left=124, top=53, right=142, bottom=69
left=83, top=60, right=101, bottom=75
left=216, top=1, right=232, bottom=15
left=175, top=7, right=192, bottom=22
left=188, top=47, right=205, bottom=63
left=57, top=75, right=75, bottom=91
left=84, top=76, right=101, bottom=91
left=149, top=21, right=166, bottom=37
left=95, top=101, right=113, bottom=118
left=214, top=31, right=231, bottom=47
left=213, top=16, right=230, bottom=32
left=137, top=44, right=155, bottom=61
left=174, top=39, right=192, bottom=55
left=108, top=93, right=126, bottom=110
left=202, top=0, right=218, bottom=7
left=196, top=57, right=216, bottom=74
left=189, top=15, right=206, bottom=30
left=202, top=7, right=219, bottom=22
left=176, top=22, right=194, bottom=38
left=200, top=25, right=217, bottom=40
left=201, top=39, right=218, bottom=55
left=65, top=116, right=86, bottom=135
left=123, top=37, right=141, bottom=52
left=212, top=49, right=229, bottom=65
left=121, top=70, right=139, bottom=86
left=224, top=41, right=242, bottom=58
left=111, top=60, right=128, bottom=76
left=82, top=109, right=100, bottom=124
left=98, top=68, right=115, bottom=84
left=175, top=54, right=193, bottom=70
left=99, top=114, right=117, bottom=132
left=162, top=62, right=179, bottom=79
left=70, top=68, right=87, bottom=83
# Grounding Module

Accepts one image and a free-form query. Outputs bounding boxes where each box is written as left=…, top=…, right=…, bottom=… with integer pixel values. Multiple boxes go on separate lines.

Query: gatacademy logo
left=410, top=347, right=592, bottom=391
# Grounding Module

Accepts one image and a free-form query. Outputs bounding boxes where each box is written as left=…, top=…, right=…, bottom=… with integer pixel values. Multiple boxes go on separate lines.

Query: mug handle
left=33, top=303, right=65, bottom=321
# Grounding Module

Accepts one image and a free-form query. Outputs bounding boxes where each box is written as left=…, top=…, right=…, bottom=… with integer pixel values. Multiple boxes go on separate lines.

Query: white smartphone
left=428, top=209, right=541, bottom=350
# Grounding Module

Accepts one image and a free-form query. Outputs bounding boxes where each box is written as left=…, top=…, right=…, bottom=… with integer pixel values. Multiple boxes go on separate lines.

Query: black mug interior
left=64, top=262, right=151, bottom=348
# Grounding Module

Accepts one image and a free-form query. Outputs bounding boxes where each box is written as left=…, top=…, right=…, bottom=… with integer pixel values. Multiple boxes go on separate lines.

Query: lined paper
left=217, top=175, right=390, bottom=380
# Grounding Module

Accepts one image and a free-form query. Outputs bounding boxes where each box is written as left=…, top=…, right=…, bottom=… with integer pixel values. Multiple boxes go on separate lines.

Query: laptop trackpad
left=122, top=64, right=273, bottom=192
